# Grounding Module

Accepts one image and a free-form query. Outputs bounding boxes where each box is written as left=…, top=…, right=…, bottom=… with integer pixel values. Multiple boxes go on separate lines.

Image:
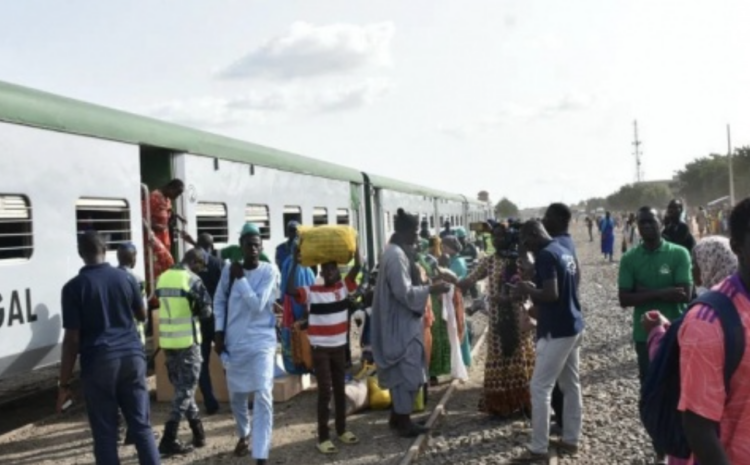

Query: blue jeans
left=82, top=353, right=160, bottom=465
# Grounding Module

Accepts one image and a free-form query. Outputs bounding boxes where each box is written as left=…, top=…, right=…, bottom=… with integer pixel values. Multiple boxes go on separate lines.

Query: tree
left=494, top=197, right=520, bottom=218
left=605, top=182, right=673, bottom=212
left=585, top=197, right=607, bottom=213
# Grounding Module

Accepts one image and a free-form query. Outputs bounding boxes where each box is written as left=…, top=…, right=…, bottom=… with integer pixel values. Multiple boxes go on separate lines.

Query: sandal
left=338, top=431, right=359, bottom=444
left=234, top=437, right=250, bottom=457
left=316, top=440, right=338, bottom=454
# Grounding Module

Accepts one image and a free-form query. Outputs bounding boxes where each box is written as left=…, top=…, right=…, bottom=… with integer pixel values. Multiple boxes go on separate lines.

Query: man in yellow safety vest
left=156, top=248, right=213, bottom=456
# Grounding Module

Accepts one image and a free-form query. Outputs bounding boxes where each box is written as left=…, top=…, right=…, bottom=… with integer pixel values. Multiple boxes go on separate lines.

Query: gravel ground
left=418, top=225, right=654, bottom=465
left=0, top=300, right=486, bottom=465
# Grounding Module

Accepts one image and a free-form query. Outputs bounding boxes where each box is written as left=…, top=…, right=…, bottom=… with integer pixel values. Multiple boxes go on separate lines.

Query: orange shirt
left=678, top=274, right=750, bottom=464
left=145, top=190, right=171, bottom=248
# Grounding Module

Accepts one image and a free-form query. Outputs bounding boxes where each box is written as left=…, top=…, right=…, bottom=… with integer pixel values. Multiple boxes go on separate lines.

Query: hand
left=641, top=310, right=669, bottom=334
left=273, top=303, right=284, bottom=315
left=56, top=387, right=72, bottom=414
left=429, top=280, right=451, bottom=295
left=662, top=287, right=688, bottom=302
left=230, top=262, right=244, bottom=280
left=214, top=334, right=226, bottom=356
left=180, top=231, right=194, bottom=243
left=437, top=269, right=458, bottom=285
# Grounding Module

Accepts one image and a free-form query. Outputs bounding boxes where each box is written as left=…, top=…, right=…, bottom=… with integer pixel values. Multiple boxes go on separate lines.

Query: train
left=0, top=79, right=492, bottom=380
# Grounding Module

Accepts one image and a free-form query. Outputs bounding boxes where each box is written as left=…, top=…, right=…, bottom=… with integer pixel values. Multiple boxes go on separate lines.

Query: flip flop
left=338, top=431, right=359, bottom=444
left=316, top=440, right=338, bottom=454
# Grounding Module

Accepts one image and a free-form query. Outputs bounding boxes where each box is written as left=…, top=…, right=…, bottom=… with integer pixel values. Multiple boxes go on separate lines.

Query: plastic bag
left=367, top=376, right=392, bottom=410
left=298, top=225, right=357, bottom=267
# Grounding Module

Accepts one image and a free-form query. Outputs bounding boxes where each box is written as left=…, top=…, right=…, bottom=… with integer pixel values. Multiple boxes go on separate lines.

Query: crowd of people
left=54, top=176, right=750, bottom=465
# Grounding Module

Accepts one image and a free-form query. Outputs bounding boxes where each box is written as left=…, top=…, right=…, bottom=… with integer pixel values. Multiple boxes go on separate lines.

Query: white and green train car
left=0, top=80, right=490, bottom=379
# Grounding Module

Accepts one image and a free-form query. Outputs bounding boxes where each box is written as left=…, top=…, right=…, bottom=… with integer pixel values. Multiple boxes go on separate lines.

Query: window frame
left=0, top=194, right=33, bottom=262
left=195, top=202, right=229, bottom=244
left=245, top=204, right=271, bottom=240
left=75, top=197, right=131, bottom=251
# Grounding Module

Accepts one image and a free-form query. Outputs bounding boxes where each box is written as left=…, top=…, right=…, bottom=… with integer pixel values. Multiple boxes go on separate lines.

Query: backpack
left=639, top=291, right=746, bottom=459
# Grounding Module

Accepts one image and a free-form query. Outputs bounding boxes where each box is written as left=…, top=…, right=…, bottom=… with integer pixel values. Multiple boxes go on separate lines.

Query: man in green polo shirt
left=617, top=206, right=692, bottom=464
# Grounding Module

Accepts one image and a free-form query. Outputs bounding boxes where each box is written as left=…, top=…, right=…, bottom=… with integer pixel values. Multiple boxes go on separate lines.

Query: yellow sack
left=367, top=376, right=392, bottom=410
left=298, top=225, right=357, bottom=267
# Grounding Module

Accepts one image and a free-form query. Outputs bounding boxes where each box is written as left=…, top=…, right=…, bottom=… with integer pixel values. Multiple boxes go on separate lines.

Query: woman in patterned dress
left=442, top=222, right=535, bottom=417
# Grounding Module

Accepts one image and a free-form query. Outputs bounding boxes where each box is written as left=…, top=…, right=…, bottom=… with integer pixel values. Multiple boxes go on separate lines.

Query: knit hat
left=394, top=208, right=419, bottom=234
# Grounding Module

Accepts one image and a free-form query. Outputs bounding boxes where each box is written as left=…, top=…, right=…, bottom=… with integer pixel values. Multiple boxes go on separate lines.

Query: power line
left=632, top=120, right=643, bottom=183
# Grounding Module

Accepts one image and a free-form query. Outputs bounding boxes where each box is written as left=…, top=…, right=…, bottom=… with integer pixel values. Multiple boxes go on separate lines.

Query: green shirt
left=220, top=245, right=270, bottom=264
left=618, top=240, right=692, bottom=342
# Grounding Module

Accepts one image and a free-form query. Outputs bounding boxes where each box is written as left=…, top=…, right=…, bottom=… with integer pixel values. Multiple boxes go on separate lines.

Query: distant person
left=58, top=232, right=160, bottom=465
left=618, top=206, right=692, bottom=464
left=599, top=212, right=615, bottom=262
left=419, top=219, right=430, bottom=240
left=696, top=206, right=708, bottom=238
left=585, top=216, right=593, bottom=242
left=195, top=233, right=223, bottom=415
left=439, top=220, right=452, bottom=239
left=275, top=221, right=300, bottom=270
left=663, top=199, right=696, bottom=253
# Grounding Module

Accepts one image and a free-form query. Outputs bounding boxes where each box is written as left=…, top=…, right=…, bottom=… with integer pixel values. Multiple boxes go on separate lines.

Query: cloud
left=146, top=79, right=391, bottom=127
left=312, top=79, right=391, bottom=112
left=438, top=93, right=596, bottom=139
left=218, top=22, right=395, bottom=80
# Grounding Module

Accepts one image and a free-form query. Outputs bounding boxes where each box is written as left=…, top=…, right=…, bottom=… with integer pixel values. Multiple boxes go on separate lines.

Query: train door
left=139, top=146, right=182, bottom=298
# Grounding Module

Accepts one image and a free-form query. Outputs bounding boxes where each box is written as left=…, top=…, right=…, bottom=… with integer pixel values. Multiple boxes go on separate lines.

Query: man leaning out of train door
left=58, top=231, right=160, bottom=465
left=214, top=222, right=279, bottom=465
left=286, top=241, right=363, bottom=454
left=155, top=249, right=213, bottom=456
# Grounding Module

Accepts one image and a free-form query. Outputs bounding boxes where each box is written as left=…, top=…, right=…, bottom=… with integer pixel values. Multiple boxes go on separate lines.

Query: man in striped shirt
left=286, top=246, right=362, bottom=454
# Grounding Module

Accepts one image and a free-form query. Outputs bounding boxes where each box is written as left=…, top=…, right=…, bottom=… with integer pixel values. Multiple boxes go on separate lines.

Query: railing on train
left=140, top=183, right=155, bottom=301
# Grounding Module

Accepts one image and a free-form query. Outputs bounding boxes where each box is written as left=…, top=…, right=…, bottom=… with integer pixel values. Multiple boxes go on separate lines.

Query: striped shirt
left=294, top=277, right=357, bottom=347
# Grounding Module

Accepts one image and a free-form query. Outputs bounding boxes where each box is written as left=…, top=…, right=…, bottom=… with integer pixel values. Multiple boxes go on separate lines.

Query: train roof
left=0, top=80, right=364, bottom=182
left=0, top=79, right=480, bottom=201
left=367, top=173, right=464, bottom=202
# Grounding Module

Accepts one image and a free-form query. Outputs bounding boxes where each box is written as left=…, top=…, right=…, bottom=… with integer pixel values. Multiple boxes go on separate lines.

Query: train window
left=0, top=195, right=33, bottom=261
left=313, top=207, right=328, bottom=226
left=76, top=198, right=131, bottom=251
left=196, top=202, right=229, bottom=243
left=245, top=204, right=271, bottom=239
left=430, top=215, right=435, bottom=229
left=384, top=211, right=391, bottom=233
left=283, top=206, right=302, bottom=229
left=337, top=208, right=350, bottom=225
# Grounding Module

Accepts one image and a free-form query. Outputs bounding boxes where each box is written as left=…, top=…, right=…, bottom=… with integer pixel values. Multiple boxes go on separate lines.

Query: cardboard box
left=153, top=313, right=312, bottom=404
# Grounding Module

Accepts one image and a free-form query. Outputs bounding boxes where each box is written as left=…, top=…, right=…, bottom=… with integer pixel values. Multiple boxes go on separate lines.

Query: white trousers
left=230, top=388, right=273, bottom=460
left=529, top=332, right=583, bottom=454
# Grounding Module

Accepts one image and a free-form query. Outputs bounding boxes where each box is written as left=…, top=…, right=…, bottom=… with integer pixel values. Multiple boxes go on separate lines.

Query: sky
left=2, top=0, right=749, bottom=208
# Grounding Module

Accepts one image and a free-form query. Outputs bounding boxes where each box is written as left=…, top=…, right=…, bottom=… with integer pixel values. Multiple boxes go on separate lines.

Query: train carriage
left=0, top=79, right=488, bottom=380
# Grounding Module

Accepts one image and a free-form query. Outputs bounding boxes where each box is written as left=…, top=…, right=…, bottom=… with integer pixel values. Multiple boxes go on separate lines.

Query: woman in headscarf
left=692, top=235, right=738, bottom=294
left=600, top=211, right=615, bottom=262
left=439, top=235, right=472, bottom=368
left=641, top=235, right=737, bottom=465
left=371, top=209, right=450, bottom=437
left=441, top=223, right=535, bottom=418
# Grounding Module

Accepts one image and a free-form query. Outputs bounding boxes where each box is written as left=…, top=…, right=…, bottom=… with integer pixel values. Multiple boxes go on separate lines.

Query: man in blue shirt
left=516, top=220, right=584, bottom=460
left=542, top=203, right=581, bottom=435
left=57, top=231, right=160, bottom=465
left=275, top=220, right=300, bottom=271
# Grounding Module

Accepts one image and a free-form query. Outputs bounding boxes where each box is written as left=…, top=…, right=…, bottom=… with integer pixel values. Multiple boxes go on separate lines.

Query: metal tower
left=632, top=120, right=643, bottom=183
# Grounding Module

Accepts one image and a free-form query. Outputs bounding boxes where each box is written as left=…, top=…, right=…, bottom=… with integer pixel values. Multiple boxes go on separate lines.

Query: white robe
left=213, top=262, right=279, bottom=393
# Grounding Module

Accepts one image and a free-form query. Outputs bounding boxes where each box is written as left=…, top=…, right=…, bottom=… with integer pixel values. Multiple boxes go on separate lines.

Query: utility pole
left=728, top=124, right=735, bottom=205
left=632, top=120, right=643, bottom=183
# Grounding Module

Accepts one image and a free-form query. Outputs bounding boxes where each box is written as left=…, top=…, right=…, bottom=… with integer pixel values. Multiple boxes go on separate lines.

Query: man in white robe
left=371, top=208, right=450, bottom=438
left=214, top=222, right=279, bottom=465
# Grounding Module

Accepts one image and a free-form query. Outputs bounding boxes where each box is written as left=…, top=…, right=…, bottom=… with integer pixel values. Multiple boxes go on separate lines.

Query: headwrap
left=394, top=208, right=419, bottom=234
left=693, top=236, right=738, bottom=289
left=391, top=208, right=422, bottom=285
left=287, top=220, right=300, bottom=230
left=454, top=227, right=467, bottom=239
left=239, top=222, right=261, bottom=239
left=442, top=235, right=462, bottom=255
